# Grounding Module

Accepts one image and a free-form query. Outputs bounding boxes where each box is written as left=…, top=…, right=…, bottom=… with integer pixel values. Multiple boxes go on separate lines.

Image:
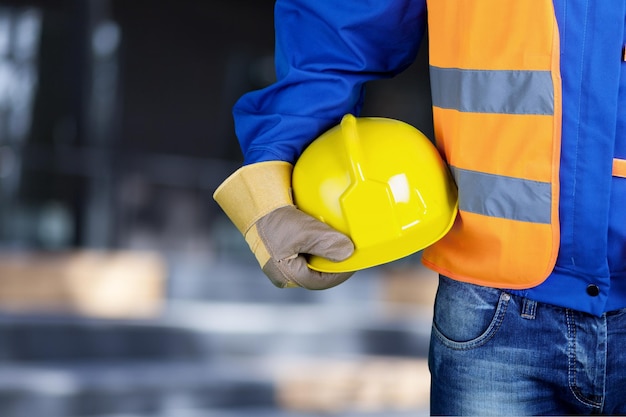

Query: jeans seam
left=432, top=292, right=510, bottom=351
left=566, top=309, right=603, bottom=409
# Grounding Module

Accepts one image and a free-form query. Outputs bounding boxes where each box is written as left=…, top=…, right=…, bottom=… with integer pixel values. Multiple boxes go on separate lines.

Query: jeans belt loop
left=521, top=298, right=538, bottom=320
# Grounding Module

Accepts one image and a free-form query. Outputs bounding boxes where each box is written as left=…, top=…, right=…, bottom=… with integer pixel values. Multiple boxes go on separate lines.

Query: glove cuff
left=213, top=161, right=294, bottom=234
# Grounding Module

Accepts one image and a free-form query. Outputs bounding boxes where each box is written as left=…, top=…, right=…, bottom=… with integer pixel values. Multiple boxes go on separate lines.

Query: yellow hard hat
left=292, top=114, right=458, bottom=273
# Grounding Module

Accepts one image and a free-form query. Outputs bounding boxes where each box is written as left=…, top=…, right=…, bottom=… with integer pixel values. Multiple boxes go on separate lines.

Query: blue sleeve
left=233, top=0, right=428, bottom=165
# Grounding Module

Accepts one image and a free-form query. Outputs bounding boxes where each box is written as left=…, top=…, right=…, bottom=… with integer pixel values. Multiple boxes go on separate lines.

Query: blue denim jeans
left=429, top=275, right=626, bottom=415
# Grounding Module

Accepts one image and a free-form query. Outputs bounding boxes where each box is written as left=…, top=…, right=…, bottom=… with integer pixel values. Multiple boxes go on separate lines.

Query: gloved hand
left=213, top=161, right=355, bottom=289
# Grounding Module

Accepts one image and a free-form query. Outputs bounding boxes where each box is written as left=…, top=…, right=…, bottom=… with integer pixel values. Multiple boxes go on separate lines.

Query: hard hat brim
left=306, top=201, right=458, bottom=273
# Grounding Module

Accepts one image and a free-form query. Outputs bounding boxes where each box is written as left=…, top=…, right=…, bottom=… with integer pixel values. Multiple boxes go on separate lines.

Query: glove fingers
left=254, top=206, right=356, bottom=290
left=263, top=256, right=354, bottom=290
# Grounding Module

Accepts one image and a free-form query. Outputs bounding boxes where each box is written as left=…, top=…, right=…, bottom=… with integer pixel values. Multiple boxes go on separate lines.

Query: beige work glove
left=213, top=161, right=355, bottom=289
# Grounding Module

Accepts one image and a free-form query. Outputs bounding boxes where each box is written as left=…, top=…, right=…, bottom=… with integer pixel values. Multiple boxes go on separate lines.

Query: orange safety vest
left=421, top=0, right=563, bottom=289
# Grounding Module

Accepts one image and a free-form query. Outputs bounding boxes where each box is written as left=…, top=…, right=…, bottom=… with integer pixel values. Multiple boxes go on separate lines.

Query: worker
left=214, top=1, right=626, bottom=415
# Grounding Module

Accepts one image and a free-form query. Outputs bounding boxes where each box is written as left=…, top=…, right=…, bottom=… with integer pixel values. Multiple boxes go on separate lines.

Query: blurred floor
left=0, top=255, right=436, bottom=417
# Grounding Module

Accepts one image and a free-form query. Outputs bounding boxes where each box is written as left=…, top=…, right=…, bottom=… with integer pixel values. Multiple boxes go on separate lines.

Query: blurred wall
left=1, top=0, right=276, bottom=251
left=0, top=0, right=432, bottom=260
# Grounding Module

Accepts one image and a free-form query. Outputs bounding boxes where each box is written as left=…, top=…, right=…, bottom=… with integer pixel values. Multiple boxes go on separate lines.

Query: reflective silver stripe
left=430, top=66, right=554, bottom=115
left=450, top=167, right=552, bottom=224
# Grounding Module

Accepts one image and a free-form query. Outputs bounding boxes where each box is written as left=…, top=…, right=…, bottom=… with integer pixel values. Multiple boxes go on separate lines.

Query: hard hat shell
left=292, top=114, right=458, bottom=272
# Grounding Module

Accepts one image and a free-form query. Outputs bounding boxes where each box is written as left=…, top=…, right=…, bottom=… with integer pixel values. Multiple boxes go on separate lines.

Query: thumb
left=258, top=206, right=355, bottom=262
left=295, top=221, right=354, bottom=262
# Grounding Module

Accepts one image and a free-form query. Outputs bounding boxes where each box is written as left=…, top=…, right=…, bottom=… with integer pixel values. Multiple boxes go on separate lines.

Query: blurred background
left=0, top=0, right=437, bottom=416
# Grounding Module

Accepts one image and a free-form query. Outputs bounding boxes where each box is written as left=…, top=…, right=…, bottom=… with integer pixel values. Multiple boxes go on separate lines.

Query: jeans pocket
left=432, top=275, right=510, bottom=350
